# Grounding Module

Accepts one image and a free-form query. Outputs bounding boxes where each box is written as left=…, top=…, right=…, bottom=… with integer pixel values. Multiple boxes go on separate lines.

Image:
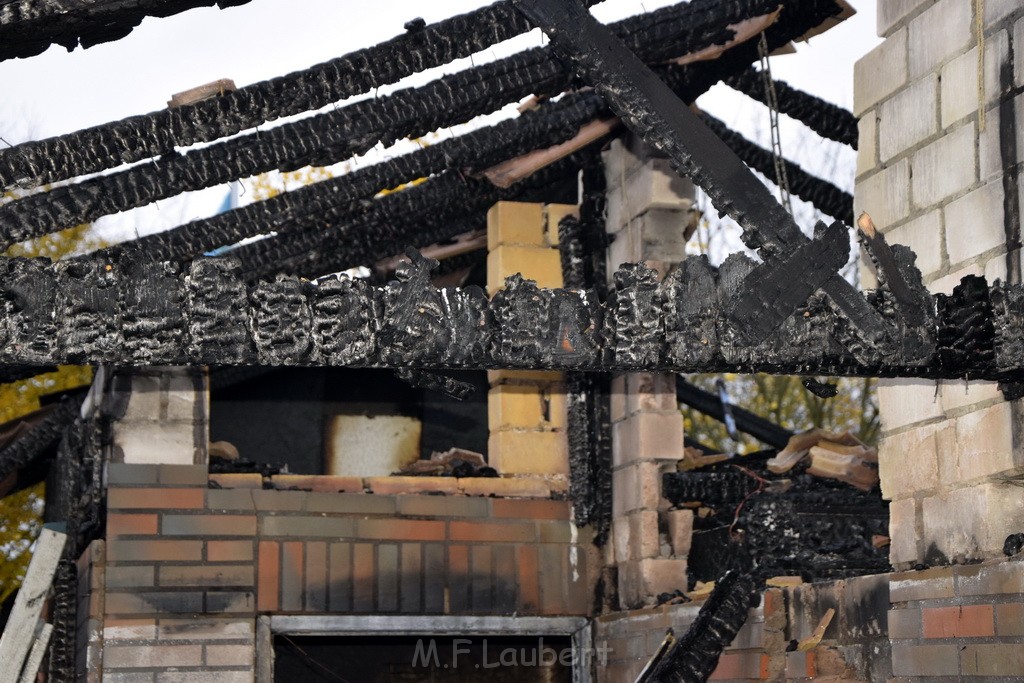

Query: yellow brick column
left=485, top=201, right=577, bottom=477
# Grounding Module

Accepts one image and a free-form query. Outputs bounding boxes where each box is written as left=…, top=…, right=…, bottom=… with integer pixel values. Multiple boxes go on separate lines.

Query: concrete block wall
left=603, top=137, right=692, bottom=608
left=856, top=0, right=1024, bottom=567
left=486, top=201, right=573, bottom=478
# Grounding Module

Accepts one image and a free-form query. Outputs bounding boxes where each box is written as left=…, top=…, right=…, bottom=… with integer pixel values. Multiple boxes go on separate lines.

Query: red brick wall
left=93, top=463, right=594, bottom=678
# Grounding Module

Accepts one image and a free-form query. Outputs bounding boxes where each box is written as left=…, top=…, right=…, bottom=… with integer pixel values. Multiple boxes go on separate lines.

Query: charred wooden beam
left=0, top=1, right=573, bottom=184
left=0, top=0, right=786, bottom=249
left=0, top=398, right=81, bottom=496
left=512, top=0, right=894, bottom=355
left=701, top=114, right=854, bottom=224
left=675, top=378, right=794, bottom=449
left=0, top=250, right=1021, bottom=380
left=642, top=570, right=759, bottom=683
left=0, top=0, right=252, bottom=62
left=724, top=68, right=859, bottom=149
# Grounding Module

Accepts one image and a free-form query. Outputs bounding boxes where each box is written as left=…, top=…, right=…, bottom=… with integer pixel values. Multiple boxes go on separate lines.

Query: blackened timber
left=0, top=1, right=558, bottom=184
left=701, top=114, right=854, bottom=224
left=0, top=0, right=784, bottom=247
left=513, top=0, right=890, bottom=351
left=71, top=0, right=834, bottom=266
left=724, top=68, right=859, bottom=149
left=0, top=398, right=82, bottom=488
left=728, top=220, right=849, bottom=343
left=642, top=570, right=758, bottom=683
left=675, top=378, right=793, bottom=449
left=0, top=0, right=253, bottom=62
left=857, top=213, right=927, bottom=326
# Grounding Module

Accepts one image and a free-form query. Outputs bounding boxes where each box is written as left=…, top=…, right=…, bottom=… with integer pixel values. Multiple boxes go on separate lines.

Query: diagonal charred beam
left=0, top=0, right=253, bottom=62
left=675, top=378, right=794, bottom=449
left=724, top=67, right=859, bottom=148
left=642, top=570, right=759, bottom=683
left=512, top=0, right=891, bottom=351
left=0, top=397, right=82, bottom=490
left=701, top=113, right=853, bottom=224
left=727, top=220, right=849, bottom=343
left=857, top=213, right=928, bottom=327
left=0, top=0, right=784, bottom=249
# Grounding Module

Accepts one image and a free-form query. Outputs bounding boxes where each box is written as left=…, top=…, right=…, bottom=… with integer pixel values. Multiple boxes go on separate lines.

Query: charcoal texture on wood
left=0, top=0, right=786, bottom=247
left=0, top=0, right=252, bottom=62
left=700, top=113, right=854, bottom=224
left=644, top=570, right=758, bottom=683
left=0, top=251, right=1019, bottom=380
left=514, top=0, right=893, bottom=361
left=0, top=396, right=81, bottom=484
left=724, top=68, right=859, bottom=149
left=0, top=0, right=606, bottom=186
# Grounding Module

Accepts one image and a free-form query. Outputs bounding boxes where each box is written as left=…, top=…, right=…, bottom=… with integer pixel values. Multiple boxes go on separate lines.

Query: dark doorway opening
left=274, top=634, right=572, bottom=682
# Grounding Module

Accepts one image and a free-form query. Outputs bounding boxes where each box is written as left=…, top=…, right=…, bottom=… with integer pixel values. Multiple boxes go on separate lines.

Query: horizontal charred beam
left=0, top=0, right=783, bottom=248
left=724, top=67, right=859, bottom=148
left=701, top=113, right=854, bottom=224
left=0, top=251, right=1013, bottom=380
left=0, top=0, right=252, bottom=62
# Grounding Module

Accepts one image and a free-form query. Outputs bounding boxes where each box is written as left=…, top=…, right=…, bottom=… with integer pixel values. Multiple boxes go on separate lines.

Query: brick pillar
left=110, top=367, right=209, bottom=465
left=486, top=201, right=574, bottom=477
left=603, top=135, right=693, bottom=607
left=856, top=0, right=1024, bottom=568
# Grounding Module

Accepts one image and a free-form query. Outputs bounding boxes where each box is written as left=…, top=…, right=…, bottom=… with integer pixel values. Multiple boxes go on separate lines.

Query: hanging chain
left=758, top=33, right=794, bottom=215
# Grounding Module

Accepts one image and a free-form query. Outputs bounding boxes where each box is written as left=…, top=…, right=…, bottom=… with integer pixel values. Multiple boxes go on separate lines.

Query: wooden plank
left=0, top=523, right=66, bottom=679
left=18, top=622, right=53, bottom=683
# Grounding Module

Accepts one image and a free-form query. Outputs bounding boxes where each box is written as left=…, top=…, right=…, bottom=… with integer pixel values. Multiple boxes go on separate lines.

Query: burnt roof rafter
left=0, top=0, right=783, bottom=251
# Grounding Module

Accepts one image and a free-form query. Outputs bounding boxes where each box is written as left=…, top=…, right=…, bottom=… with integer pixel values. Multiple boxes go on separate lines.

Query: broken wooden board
left=0, top=523, right=67, bottom=681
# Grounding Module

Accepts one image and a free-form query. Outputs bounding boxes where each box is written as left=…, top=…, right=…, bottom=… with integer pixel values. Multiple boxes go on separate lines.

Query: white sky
left=0, top=0, right=880, bottom=249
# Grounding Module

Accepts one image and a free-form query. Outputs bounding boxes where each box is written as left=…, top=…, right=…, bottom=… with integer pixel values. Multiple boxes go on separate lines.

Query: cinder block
left=922, top=482, right=1024, bottom=561
left=617, top=558, right=687, bottom=608
left=889, top=498, right=920, bottom=568
left=979, top=95, right=1024, bottom=181
left=928, top=262, right=985, bottom=296
left=877, top=0, right=931, bottom=36
left=985, top=0, right=1023, bottom=27
left=853, top=158, right=910, bottom=230
left=487, top=429, right=569, bottom=476
left=854, top=29, right=908, bottom=116
left=945, top=179, right=1005, bottom=264
left=908, top=0, right=973, bottom=79
left=891, top=643, right=959, bottom=676
left=877, top=378, right=942, bottom=432
left=486, top=244, right=563, bottom=292
left=879, top=422, right=939, bottom=499
left=627, top=509, right=660, bottom=560
left=634, top=209, right=691, bottom=262
left=113, top=422, right=195, bottom=465
left=612, top=461, right=664, bottom=516
left=941, top=32, right=1009, bottom=128
left=888, top=607, right=923, bottom=639
left=856, top=111, right=878, bottom=177
left=602, top=137, right=643, bottom=190
left=960, top=643, right=1024, bottom=676
left=952, top=402, right=1016, bottom=481
left=486, top=201, right=545, bottom=250
left=1017, top=18, right=1024, bottom=87
left=612, top=515, right=631, bottom=564
left=938, top=379, right=1002, bottom=412
left=610, top=374, right=627, bottom=423
left=911, top=122, right=977, bottom=209
left=665, top=508, right=693, bottom=557
left=612, top=411, right=684, bottom=467
left=879, top=75, right=938, bottom=161
left=489, top=384, right=547, bottom=430
left=625, top=372, right=678, bottom=415
left=544, top=203, right=579, bottom=247
left=606, top=157, right=694, bottom=232
left=606, top=226, right=641, bottom=279
left=886, top=209, right=942, bottom=276
left=457, top=476, right=553, bottom=498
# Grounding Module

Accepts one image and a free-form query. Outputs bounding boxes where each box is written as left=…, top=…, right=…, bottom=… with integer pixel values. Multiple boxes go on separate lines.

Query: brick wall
left=856, top=0, right=1024, bottom=566
left=604, top=136, right=693, bottom=608
left=92, top=463, right=594, bottom=680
